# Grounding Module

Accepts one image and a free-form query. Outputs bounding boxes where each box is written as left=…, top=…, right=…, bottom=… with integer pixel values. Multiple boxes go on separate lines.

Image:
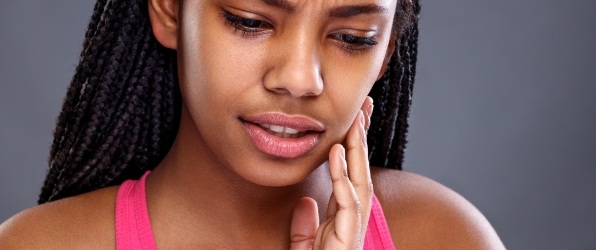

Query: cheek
left=320, top=52, right=385, bottom=144
left=322, top=52, right=384, bottom=123
left=178, top=12, right=267, bottom=112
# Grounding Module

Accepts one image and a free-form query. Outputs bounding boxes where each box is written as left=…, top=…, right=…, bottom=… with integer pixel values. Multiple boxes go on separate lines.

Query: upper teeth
left=260, top=124, right=299, bottom=134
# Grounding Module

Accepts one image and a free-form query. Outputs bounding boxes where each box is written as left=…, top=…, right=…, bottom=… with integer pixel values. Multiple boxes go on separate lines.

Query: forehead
left=245, top=0, right=397, bottom=14
left=262, top=0, right=395, bottom=6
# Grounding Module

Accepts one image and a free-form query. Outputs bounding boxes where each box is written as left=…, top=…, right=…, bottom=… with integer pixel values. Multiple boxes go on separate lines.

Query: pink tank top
left=116, top=171, right=396, bottom=249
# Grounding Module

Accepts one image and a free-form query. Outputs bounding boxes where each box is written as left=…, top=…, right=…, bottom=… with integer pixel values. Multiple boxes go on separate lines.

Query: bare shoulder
left=0, top=186, right=119, bottom=249
left=370, top=167, right=505, bottom=249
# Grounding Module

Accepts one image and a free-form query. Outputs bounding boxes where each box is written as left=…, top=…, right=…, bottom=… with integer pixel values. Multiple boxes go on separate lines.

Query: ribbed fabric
left=115, top=171, right=156, bottom=250
left=115, top=171, right=396, bottom=249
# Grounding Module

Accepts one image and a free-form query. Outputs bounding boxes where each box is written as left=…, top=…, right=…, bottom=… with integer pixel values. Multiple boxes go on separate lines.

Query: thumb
left=290, top=197, right=319, bottom=250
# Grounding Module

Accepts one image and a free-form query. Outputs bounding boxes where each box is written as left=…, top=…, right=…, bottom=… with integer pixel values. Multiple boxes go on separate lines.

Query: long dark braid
left=369, top=0, right=420, bottom=169
left=39, top=0, right=179, bottom=203
left=39, top=0, right=420, bottom=204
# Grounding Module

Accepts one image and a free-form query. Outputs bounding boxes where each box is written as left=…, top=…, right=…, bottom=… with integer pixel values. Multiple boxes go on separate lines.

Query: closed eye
left=329, top=33, right=378, bottom=54
left=221, top=11, right=272, bottom=37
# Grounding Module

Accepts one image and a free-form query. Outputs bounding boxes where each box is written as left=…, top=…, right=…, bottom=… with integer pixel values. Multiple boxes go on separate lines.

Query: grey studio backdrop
left=1, top=1, right=595, bottom=249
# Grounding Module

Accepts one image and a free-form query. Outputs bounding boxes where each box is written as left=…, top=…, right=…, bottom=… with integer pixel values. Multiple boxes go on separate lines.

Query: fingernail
left=366, top=104, right=374, bottom=118
left=340, top=146, right=346, bottom=159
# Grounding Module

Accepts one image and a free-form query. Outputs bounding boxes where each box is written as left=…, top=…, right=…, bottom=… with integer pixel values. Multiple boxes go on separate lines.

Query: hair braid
left=389, top=14, right=419, bottom=167
left=368, top=0, right=420, bottom=169
left=42, top=0, right=113, bottom=202
left=40, top=0, right=179, bottom=203
left=47, top=0, right=142, bottom=199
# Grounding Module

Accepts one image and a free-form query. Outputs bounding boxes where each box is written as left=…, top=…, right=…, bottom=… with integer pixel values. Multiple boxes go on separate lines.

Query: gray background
left=1, top=1, right=595, bottom=249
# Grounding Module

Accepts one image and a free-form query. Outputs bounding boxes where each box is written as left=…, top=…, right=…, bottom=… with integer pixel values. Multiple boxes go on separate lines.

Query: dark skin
left=0, top=0, right=504, bottom=249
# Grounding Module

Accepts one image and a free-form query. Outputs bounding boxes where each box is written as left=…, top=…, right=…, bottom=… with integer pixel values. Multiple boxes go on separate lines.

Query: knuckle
left=290, top=234, right=315, bottom=243
left=351, top=180, right=364, bottom=189
left=360, top=127, right=367, bottom=148
left=331, top=170, right=349, bottom=183
left=352, top=178, right=374, bottom=196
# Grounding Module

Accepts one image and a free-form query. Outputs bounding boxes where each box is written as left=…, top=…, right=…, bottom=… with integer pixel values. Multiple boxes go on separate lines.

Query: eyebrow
left=329, top=4, right=389, bottom=18
left=260, top=0, right=388, bottom=18
left=262, top=0, right=295, bottom=13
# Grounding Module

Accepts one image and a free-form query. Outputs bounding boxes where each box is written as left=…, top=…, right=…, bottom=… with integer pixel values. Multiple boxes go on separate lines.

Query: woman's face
left=175, top=0, right=396, bottom=186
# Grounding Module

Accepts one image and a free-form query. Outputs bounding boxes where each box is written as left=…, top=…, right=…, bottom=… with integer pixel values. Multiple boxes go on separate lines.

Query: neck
left=145, top=108, right=332, bottom=247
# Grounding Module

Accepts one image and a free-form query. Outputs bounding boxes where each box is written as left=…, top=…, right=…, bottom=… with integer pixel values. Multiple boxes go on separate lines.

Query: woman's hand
left=290, top=97, right=374, bottom=249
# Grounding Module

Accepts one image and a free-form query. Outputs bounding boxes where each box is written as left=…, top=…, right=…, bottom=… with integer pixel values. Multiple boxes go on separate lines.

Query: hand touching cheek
left=290, top=97, right=374, bottom=249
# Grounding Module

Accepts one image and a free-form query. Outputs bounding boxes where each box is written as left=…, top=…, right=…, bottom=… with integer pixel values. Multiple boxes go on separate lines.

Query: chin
left=229, top=153, right=327, bottom=187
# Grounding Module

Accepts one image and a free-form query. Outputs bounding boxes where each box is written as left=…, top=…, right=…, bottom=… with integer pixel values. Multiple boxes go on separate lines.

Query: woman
left=0, top=0, right=504, bottom=248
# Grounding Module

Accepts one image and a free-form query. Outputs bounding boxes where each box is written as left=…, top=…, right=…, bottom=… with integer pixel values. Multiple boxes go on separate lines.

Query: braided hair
left=39, top=0, right=421, bottom=204
left=369, top=0, right=420, bottom=168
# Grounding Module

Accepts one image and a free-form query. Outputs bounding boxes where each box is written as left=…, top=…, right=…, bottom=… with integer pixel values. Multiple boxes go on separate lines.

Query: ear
left=148, top=0, right=179, bottom=50
left=376, top=35, right=397, bottom=81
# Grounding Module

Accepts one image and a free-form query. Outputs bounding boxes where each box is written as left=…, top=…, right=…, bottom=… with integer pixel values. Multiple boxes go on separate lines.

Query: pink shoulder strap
left=115, top=171, right=157, bottom=250
left=363, top=195, right=397, bottom=249
left=115, top=171, right=395, bottom=249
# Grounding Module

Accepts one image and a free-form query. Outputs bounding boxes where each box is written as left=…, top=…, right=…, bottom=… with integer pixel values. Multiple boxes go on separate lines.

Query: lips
left=240, top=113, right=324, bottom=159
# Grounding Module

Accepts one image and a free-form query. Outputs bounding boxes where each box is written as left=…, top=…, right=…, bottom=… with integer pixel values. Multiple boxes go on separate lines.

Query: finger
left=289, top=197, right=319, bottom=250
left=327, top=144, right=361, bottom=245
left=360, top=96, right=374, bottom=132
left=345, top=110, right=373, bottom=227
left=325, top=191, right=337, bottom=219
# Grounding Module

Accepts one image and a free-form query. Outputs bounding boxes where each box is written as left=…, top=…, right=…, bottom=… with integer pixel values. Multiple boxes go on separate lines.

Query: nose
left=263, top=33, right=324, bottom=98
